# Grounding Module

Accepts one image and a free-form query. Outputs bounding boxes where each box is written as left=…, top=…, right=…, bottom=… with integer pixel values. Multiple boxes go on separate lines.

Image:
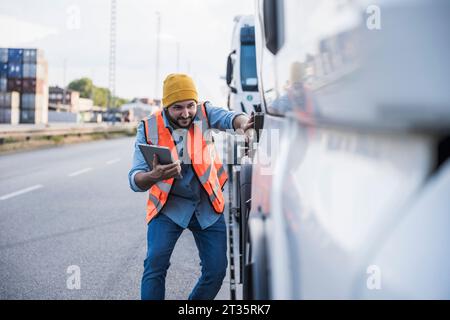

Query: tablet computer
left=138, top=144, right=175, bottom=170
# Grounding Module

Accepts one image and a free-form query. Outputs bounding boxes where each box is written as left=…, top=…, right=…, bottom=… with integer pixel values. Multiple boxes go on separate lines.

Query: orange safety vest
left=142, top=102, right=228, bottom=224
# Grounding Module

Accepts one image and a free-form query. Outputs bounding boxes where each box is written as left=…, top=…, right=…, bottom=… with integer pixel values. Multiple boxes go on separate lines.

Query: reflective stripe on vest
left=198, top=102, right=227, bottom=188
left=143, top=102, right=228, bottom=224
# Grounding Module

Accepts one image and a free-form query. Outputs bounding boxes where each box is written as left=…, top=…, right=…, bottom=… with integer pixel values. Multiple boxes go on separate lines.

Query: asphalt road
left=0, top=137, right=231, bottom=299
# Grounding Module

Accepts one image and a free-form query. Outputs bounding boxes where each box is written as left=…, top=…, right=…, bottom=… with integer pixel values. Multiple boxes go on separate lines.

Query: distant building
left=48, top=86, right=80, bottom=112
left=78, top=98, right=104, bottom=123
left=132, top=97, right=161, bottom=107
left=120, top=100, right=160, bottom=122
left=48, top=87, right=106, bottom=123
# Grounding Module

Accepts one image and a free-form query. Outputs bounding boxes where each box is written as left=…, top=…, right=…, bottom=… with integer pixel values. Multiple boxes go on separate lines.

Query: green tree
left=114, top=97, right=129, bottom=108
left=68, top=78, right=94, bottom=99
left=68, top=77, right=129, bottom=109
left=93, top=87, right=110, bottom=108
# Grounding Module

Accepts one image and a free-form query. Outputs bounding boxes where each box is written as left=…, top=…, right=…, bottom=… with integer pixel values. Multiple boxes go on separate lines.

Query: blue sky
left=0, top=0, right=254, bottom=104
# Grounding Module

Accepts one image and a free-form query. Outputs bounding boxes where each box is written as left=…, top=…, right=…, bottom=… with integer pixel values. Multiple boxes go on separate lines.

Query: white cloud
left=158, top=33, right=177, bottom=43
left=0, top=14, right=59, bottom=47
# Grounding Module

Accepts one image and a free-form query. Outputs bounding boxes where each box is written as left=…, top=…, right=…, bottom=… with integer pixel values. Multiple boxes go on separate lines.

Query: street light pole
left=62, top=58, right=67, bottom=106
left=176, top=41, right=180, bottom=73
left=108, top=0, right=117, bottom=111
left=155, top=11, right=161, bottom=100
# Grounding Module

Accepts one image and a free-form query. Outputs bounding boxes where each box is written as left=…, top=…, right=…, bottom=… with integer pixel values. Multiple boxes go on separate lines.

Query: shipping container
left=21, top=78, right=46, bottom=94
left=20, top=109, right=37, bottom=123
left=22, top=63, right=47, bottom=79
left=22, top=63, right=34, bottom=78
left=0, top=48, right=8, bottom=63
left=21, top=93, right=47, bottom=110
left=38, top=79, right=47, bottom=94
left=7, top=78, right=22, bottom=92
left=0, top=107, right=20, bottom=124
left=0, top=92, right=20, bottom=109
left=20, top=107, right=46, bottom=124
left=41, top=102, right=48, bottom=124
left=8, top=63, right=23, bottom=78
left=21, top=78, right=36, bottom=93
left=8, top=48, right=23, bottom=63
left=0, top=77, right=6, bottom=92
left=21, top=93, right=37, bottom=110
left=23, top=49, right=44, bottom=64
left=40, top=60, right=49, bottom=81
left=0, top=63, right=8, bottom=77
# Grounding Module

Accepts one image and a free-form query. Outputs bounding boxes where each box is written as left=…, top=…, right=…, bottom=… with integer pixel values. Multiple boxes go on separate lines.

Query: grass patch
left=51, top=135, right=64, bottom=144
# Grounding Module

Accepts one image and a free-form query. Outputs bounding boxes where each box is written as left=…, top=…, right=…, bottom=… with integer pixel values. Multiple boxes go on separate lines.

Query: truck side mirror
left=263, top=0, right=285, bottom=55
left=226, top=50, right=237, bottom=93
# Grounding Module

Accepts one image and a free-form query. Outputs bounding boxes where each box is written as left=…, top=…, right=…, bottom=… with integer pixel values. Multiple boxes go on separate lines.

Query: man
left=128, top=73, right=253, bottom=300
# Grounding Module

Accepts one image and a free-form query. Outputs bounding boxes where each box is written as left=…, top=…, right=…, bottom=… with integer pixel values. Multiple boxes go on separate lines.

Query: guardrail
left=0, top=122, right=138, bottom=142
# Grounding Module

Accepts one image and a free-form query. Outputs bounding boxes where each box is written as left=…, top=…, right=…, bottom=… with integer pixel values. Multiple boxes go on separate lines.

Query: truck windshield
left=240, top=44, right=258, bottom=92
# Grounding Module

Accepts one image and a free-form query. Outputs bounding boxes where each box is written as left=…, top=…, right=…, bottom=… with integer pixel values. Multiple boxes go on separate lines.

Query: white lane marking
left=68, top=168, right=93, bottom=177
left=0, top=184, right=44, bottom=201
left=106, top=158, right=121, bottom=165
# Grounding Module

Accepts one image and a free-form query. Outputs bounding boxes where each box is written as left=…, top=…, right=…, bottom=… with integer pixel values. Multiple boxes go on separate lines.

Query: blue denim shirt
left=128, top=103, right=244, bottom=229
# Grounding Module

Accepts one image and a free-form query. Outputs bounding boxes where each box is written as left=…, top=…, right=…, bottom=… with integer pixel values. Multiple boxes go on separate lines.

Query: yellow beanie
left=162, top=73, right=198, bottom=108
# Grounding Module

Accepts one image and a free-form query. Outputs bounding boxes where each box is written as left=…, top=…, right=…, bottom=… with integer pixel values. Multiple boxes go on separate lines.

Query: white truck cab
left=225, top=15, right=261, bottom=115
left=229, top=0, right=450, bottom=300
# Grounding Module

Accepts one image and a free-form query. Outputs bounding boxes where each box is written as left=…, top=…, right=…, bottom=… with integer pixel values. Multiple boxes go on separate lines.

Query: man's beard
left=176, top=117, right=192, bottom=128
left=166, top=110, right=193, bottom=129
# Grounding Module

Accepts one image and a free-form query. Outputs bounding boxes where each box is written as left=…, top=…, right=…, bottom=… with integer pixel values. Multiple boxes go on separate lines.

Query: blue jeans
left=141, top=213, right=227, bottom=300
